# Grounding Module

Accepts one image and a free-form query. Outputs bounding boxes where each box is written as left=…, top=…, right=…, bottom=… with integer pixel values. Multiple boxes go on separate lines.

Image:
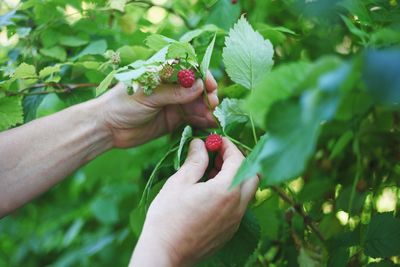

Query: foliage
left=1, top=0, right=400, bottom=266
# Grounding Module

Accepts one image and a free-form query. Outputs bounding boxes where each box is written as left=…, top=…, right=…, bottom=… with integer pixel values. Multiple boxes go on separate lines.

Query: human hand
left=129, top=138, right=259, bottom=267
left=97, top=72, right=218, bottom=148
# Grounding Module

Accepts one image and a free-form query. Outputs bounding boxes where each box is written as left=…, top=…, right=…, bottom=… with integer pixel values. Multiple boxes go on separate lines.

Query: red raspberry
left=205, top=134, right=223, bottom=152
left=178, top=69, right=195, bottom=88
left=231, top=0, right=238, bottom=3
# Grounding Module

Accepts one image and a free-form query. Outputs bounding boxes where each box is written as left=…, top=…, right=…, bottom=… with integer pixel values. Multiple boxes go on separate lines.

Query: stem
left=226, top=136, right=253, bottom=152
left=249, top=114, right=258, bottom=145
left=270, top=185, right=326, bottom=245
left=5, top=83, right=99, bottom=96
left=348, top=136, right=362, bottom=216
left=139, top=145, right=179, bottom=210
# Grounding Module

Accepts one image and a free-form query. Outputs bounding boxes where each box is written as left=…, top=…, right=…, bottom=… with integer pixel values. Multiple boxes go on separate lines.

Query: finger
left=137, top=79, right=204, bottom=107
left=207, top=90, right=219, bottom=110
left=173, top=139, right=209, bottom=184
left=239, top=176, right=259, bottom=210
left=205, top=71, right=217, bottom=92
left=211, top=138, right=244, bottom=186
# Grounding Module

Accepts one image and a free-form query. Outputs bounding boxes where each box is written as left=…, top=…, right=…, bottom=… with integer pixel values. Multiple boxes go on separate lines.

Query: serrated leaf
left=233, top=62, right=350, bottom=187
left=73, top=40, right=107, bottom=60
left=364, top=213, right=400, bottom=258
left=223, top=16, right=274, bottom=90
left=40, top=46, right=67, bottom=61
left=0, top=96, right=23, bottom=130
left=167, top=42, right=197, bottom=65
left=200, top=34, right=216, bottom=80
left=207, top=0, right=241, bottom=31
left=214, top=98, right=248, bottom=133
left=96, top=70, right=116, bottom=96
left=114, top=67, right=146, bottom=83
left=59, top=35, right=89, bottom=47
left=174, top=126, right=192, bottom=170
left=244, top=62, right=311, bottom=129
left=145, top=34, right=175, bottom=51
left=13, top=63, right=37, bottom=79
left=23, top=90, right=46, bottom=122
left=39, top=65, right=61, bottom=78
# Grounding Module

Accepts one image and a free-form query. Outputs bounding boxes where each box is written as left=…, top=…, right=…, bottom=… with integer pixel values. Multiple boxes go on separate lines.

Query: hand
left=97, top=72, right=218, bottom=148
left=129, top=138, right=259, bottom=267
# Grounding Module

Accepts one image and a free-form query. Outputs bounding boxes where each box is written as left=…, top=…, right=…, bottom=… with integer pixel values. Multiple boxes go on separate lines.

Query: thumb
left=171, top=139, right=209, bottom=184
left=145, top=79, right=204, bottom=107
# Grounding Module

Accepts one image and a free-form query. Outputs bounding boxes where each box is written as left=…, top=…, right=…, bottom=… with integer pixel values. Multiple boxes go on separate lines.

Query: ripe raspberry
left=205, top=134, right=223, bottom=152
left=231, top=0, right=238, bottom=4
left=178, top=69, right=195, bottom=88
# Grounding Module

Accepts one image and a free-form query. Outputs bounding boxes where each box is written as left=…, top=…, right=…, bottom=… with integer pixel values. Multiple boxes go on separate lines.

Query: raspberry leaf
left=200, top=34, right=216, bottom=80
left=0, top=96, right=23, bottom=130
left=223, top=16, right=274, bottom=90
left=214, top=98, right=248, bottom=133
left=174, top=125, right=193, bottom=170
left=96, top=70, right=117, bottom=97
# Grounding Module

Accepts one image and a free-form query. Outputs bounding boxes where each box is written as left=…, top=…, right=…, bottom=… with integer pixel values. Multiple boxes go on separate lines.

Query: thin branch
left=270, top=185, right=326, bottom=244
left=4, top=83, right=99, bottom=96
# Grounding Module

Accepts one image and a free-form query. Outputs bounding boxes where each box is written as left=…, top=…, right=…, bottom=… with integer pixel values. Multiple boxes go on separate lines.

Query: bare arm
left=0, top=74, right=218, bottom=218
left=0, top=98, right=112, bottom=217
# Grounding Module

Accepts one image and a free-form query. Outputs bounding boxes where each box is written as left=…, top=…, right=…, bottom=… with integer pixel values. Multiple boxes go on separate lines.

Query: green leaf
left=233, top=63, right=350, bottom=187
left=73, top=40, right=107, bottom=60
left=298, top=247, right=323, bottom=267
left=59, top=35, right=89, bottom=47
left=214, top=98, right=248, bottom=133
left=232, top=134, right=268, bottom=187
left=39, top=65, right=61, bottom=78
left=145, top=34, right=175, bottom=51
left=244, top=62, right=311, bottom=129
left=13, top=63, right=37, bottom=79
left=363, top=49, right=400, bottom=106
left=39, top=46, right=67, bottom=61
left=114, top=67, right=146, bottom=83
left=0, top=96, right=23, bottom=130
left=364, top=213, right=400, bottom=258
left=167, top=42, right=197, bottom=65
left=96, top=70, right=116, bottom=97
left=223, top=16, right=274, bottom=90
left=22, top=90, right=46, bottom=122
left=203, top=211, right=260, bottom=266
left=90, top=197, right=118, bottom=225
left=330, top=130, right=353, bottom=159
left=207, top=0, right=241, bottom=31
left=200, top=34, right=216, bottom=80
left=174, top=125, right=192, bottom=170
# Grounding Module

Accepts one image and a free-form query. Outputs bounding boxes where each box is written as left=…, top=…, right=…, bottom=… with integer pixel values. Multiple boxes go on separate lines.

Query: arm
left=129, top=138, right=259, bottom=266
left=0, top=73, right=218, bottom=217
left=0, top=99, right=111, bottom=217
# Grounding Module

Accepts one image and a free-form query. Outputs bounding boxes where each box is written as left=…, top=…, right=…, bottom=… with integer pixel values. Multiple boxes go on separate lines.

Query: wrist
left=130, top=228, right=187, bottom=267
left=75, top=98, right=114, bottom=161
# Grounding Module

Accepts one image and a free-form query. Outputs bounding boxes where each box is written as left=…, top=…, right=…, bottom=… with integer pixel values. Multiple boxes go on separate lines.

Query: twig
left=270, top=185, right=326, bottom=243
left=4, top=83, right=99, bottom=96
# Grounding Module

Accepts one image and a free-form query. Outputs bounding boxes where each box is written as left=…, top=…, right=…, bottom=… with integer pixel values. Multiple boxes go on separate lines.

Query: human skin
left=0, top=72, right=259, bottom=266
left=129, top=138, right=259, bottom=267
left=0, top=72, right=218, bottom=217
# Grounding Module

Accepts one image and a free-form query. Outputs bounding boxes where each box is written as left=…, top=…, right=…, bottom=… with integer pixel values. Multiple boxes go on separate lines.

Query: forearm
left=0, top=97, right=112, bottom=217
